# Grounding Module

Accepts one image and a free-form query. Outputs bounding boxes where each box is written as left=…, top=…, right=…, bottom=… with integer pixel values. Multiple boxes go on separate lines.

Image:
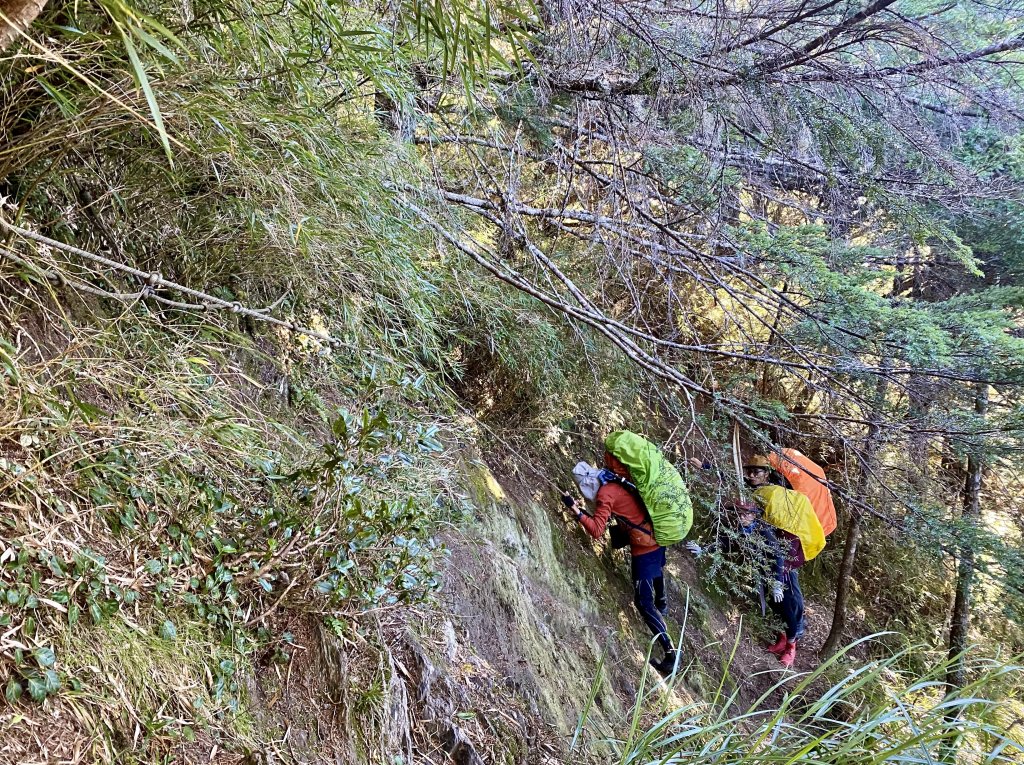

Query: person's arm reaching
left=578, top=489, right=613, bottom=539
left=757, top=522, right=786, bottom=582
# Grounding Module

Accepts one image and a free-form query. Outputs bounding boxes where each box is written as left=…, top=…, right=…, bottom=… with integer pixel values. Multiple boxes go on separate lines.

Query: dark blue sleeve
left=757, top=522, right=786, bottom=581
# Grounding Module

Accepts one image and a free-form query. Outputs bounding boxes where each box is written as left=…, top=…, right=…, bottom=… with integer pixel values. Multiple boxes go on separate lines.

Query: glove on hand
left=560, top=492, right=576, bottom=510
left=685, top=541, right=703, bottom=558
left=771, top=580, right=785, bottom=603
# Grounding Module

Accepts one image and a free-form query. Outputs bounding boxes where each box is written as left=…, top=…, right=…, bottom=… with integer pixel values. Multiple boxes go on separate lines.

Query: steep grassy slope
left=4, top=2, right=1022, bottom=755
left=0, top=302, right=444, bottom=760
left=0, top=104, right=662, bottom=761
left=0, top=283, right=777, bottom=763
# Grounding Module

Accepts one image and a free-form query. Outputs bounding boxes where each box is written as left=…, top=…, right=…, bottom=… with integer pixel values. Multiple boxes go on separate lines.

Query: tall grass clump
left=574, top=638, right=1023, bottom=764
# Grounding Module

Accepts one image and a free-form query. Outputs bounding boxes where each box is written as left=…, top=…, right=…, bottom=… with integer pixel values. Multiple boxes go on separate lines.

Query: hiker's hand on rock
left=687, top=457, right=705, bottom=470
left=685, top=541, right=703, bottom=558
left=771, top=580, right=785, bottom=603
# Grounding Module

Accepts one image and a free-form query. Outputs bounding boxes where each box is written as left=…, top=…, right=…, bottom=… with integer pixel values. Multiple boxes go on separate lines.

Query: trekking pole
left=731, top=418, right=746, bottom=501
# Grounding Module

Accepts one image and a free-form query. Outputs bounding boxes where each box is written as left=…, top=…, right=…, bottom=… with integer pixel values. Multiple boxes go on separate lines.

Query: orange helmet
left=742, top=454, right=772, bottom=470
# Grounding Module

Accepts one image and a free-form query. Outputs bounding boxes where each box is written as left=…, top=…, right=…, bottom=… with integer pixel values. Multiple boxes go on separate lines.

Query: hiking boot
left=650, top=649, right=680, bottom=676
left=779, top=642, right=797, bottom=668
left=766, top=632, right=788, bottom=655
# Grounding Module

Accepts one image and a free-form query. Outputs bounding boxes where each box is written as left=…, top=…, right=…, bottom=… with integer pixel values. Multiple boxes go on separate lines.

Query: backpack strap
left=602, top=474, right=656, bottom=539
left=614, top=512, right=656, bottom=538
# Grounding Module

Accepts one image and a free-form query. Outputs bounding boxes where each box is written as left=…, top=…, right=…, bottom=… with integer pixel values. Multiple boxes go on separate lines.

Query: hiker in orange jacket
left=561, top=451, right=679, bottom=675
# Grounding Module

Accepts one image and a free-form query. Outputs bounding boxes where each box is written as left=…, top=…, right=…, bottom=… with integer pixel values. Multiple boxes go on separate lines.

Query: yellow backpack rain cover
left=752, top=484, right=826, bottom=561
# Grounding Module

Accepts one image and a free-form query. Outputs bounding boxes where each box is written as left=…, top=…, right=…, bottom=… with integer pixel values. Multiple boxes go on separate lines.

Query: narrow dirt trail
left=665, top=551, right=837, bottom=715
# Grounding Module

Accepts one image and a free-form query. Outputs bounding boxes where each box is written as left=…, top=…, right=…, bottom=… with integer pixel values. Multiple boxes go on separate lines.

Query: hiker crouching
left=688, top=494, right=807, bottom=668
left=735, top=498, right=805, bottom=667
left=561, top=451, right=680, bottom=676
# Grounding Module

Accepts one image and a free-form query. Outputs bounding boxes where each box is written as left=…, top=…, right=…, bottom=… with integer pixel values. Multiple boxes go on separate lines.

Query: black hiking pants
left=768, top=569, right=806, bottom=641
left=631, top=548, right=673, bottom=654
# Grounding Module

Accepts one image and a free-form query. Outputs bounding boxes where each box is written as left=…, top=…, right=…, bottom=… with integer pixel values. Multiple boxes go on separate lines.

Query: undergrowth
left=0, top=293, right=464, bottom=757
left=575, top=638, right=1024, bottom=764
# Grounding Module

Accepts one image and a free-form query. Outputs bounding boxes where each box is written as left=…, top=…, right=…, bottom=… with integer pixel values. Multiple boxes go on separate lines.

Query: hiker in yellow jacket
left=746, top=455, right=825, bottom=561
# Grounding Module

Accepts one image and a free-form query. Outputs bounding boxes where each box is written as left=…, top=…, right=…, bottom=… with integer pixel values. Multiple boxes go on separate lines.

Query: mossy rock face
left=456, top=463, right=616, bottom=713
left=456, top=457, right=784, bottom=726
left=451, top=458, right=694, bottom=740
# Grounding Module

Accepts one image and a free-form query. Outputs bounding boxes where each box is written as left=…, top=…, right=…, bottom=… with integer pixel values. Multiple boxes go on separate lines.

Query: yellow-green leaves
left=99, top=0, right=184, bottom=165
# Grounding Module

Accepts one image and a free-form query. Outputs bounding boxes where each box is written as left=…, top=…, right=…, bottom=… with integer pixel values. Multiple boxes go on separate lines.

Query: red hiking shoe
left=779, top=642, right=797, bottom=668
left=766, top=633, right=788, bottom=655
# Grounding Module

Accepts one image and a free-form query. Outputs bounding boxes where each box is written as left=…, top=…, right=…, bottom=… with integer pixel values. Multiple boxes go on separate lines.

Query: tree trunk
left=945, top=382, right=988, bottom=690
left=0, top=0, right=47, bottom=50
left=821, top=502, right=862, bottom=656
left=822, top=376, right=887, bottom=656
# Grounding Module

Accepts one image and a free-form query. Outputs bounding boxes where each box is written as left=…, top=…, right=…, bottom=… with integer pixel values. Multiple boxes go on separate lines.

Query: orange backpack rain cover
left=769, top=449, right=837, bottom=535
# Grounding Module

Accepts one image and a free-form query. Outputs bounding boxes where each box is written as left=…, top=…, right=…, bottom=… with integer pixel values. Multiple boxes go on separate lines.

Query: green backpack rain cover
left=605, top=430, right=693, bottom=546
